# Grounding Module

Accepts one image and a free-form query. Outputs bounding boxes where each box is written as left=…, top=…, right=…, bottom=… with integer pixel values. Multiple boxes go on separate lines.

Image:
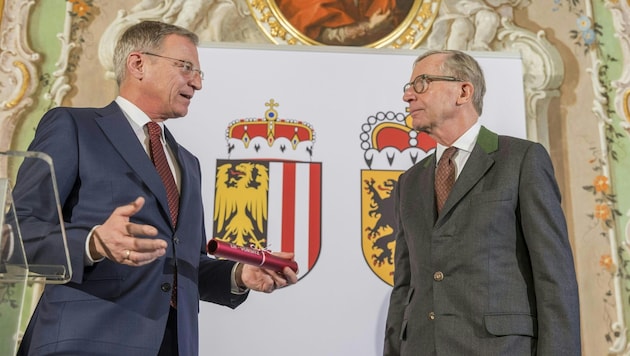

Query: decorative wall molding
left=43, top=1, right=77, bottom=108
left=427, top=0, right=561, bottom=150
left=495, top=17, right=564, bottom=149
left=605, top=0, right=630, bottom=354
left=0, top=0, right=39, bottom=158
left=609, top=0, right=630, bottom=133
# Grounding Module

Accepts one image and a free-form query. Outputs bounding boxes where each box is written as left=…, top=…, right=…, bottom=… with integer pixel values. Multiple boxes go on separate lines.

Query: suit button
left=433, top=271, right=444, bottom=281
left=161, top=283, right=172, bottom=292
left=428, top=312, right=435, bottom=320
left=173, top=236, right=180, bottom=244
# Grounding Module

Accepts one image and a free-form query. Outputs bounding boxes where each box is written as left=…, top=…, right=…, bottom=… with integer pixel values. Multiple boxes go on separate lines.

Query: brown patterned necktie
left=435, top=146, right=457, bottom=213
left=147, top=122, right=179, bottom=308
left=147, top=122, right=179, bottom=226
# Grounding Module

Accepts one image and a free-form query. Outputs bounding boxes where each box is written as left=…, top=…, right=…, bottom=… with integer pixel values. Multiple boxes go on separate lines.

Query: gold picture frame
left=247, top=0, right=441, bottom=48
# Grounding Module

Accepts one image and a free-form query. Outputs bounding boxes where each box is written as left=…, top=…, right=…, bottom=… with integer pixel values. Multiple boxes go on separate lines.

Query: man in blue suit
left=383, top=50, right=581, bottom=355
left=15, top=21, right=298, bottom=356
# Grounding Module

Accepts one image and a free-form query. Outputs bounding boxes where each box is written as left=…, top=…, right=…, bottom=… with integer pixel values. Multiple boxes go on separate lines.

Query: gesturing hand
left=90, top=197, right=167, bottom=266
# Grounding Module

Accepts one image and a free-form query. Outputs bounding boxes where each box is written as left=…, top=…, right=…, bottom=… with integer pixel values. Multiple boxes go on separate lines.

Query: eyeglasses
left=403, top=74, right=463, bottom=94
left=141, top=52, right=204, bottom=80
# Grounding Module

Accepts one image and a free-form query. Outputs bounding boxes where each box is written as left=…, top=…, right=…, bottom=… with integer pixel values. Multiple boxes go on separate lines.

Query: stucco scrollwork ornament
left=427, top=0, right=561, bottom=150
left=44, top=2, right=84, bottom=108
left=427, top=0, right=530, bottom=51
left=0, top=0, right=40, bottom=154
left=608, top=2, right=630, bottom=354
left=98, top=0, right=266, bottom=79
left=606, top=0, right=630, bottom=136
left=609, top=314, right=630, bottom=354
left=495, top=17, right=564, bottom=150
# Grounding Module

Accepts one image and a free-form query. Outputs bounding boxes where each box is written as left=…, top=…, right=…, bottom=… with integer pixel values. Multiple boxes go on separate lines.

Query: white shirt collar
left=115, top=96, right=165, bottom=140
left=435, top=122, right=481, bottom=163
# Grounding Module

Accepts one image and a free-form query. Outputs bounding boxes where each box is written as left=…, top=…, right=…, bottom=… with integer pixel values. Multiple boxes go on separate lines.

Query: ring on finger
left=124, top=250, right=131, bottom=260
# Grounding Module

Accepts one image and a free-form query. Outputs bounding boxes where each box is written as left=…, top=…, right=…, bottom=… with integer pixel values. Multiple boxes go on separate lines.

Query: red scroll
left=207, top=238, right=298, bottom=273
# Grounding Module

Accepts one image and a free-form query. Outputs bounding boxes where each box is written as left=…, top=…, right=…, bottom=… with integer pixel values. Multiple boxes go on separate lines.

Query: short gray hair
left=414, top=49, right=486, bottom=116
left=113, top=21, right=199, bottom=85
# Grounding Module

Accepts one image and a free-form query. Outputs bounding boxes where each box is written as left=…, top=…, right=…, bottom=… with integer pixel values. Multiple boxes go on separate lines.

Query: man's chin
left=170, top=108, right=188, bottom=119
left=412, top=121, right=431, bottom=133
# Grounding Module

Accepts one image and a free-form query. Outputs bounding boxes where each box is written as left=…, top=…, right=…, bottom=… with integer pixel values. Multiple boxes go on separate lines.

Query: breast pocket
left=469, top=189, right=512, bottom=206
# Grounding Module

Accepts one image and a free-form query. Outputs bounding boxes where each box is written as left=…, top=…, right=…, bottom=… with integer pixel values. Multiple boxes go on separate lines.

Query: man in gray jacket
left=383, top=49, right=581, bottom=355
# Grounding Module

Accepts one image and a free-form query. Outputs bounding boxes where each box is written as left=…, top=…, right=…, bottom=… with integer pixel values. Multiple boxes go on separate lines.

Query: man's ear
left=127, top=52, right=144, bottom=79
left=456, top=82, right=474, bottom=105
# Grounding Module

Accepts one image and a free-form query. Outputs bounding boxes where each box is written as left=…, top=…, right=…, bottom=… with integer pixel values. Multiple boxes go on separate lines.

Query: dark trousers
left=158, top=307, right=178, bottom=356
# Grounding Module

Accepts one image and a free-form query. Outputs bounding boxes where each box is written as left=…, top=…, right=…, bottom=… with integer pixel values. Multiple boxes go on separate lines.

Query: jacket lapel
left=437, top=126, right=498, bottom=222
left=405, top=154, right=439, bottom=226
left=420, top=154, right=439, bottom=224
left=94, top=102, right=175, bottom=229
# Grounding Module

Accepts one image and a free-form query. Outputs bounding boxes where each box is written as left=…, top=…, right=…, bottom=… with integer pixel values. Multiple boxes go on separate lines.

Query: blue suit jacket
left=384, top=126, right=581, bottom=355
left=15, top=102, right=247, bottom=355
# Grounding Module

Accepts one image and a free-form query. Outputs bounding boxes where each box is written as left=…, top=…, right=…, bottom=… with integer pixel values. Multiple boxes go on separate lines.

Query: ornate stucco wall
left=2, top=0, right=630, bottom=354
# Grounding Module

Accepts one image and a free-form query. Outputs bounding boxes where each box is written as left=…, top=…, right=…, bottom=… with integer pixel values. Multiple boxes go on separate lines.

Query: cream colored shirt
left=434, top=122, right=481, bottom=179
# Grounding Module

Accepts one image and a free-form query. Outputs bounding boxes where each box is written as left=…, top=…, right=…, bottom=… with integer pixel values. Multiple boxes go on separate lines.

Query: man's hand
left=90, top=197, right=167, bottom=266
left=237, top=252, right=299, bottom=293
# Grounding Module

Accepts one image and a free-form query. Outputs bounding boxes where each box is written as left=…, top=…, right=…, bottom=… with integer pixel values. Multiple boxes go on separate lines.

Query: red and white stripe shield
left=213, top=159, right=321, bottom=278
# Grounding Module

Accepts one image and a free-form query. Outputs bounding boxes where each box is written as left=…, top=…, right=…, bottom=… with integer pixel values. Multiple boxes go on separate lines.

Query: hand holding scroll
left=207, top=238, right=298, bottom=293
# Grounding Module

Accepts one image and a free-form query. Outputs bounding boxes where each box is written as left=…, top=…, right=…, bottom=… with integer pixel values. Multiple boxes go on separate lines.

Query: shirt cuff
left=85, top=225, right=106, bottom=266
left=230, top=262, right=249, bottom=294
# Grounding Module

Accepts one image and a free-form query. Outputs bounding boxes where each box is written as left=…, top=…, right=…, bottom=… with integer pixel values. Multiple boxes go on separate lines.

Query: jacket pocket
left=469, top=189, right=512, bottom=205
left=400, top=319, right=408, bottom=341
left=400, top=287, right=414, bottom=341
left=405, top=287, right=414, bottom=304
left=483, top=313, right=537, bottom=337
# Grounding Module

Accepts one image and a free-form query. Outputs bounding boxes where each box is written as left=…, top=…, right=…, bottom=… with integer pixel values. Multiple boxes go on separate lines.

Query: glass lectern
left=0, top=151, right=71, bottom=355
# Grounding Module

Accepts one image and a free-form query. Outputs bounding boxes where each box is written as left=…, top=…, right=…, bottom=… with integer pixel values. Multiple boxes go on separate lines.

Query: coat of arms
left=212, top=100, right=321, bottom=278
left=360, top=110, right=435, bottom=285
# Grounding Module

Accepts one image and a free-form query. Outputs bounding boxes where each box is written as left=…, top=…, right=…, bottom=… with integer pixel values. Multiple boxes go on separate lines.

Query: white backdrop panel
left=167, top=44, right=526, bottom=356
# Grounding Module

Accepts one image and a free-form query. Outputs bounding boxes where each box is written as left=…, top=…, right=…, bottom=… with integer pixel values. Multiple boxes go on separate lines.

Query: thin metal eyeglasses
left=403, top=74, right=463, bottom=94
left=142, top=52, right=204, bottom=80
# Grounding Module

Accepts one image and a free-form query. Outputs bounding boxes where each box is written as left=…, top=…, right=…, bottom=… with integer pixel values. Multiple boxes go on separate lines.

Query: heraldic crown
left=226, top=99, right=316, bottom=161
left=360, top=111, right=436, bottom=170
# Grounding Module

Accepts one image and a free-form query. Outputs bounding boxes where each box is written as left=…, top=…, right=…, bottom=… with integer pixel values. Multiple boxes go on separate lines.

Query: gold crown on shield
left=225, top=99, right=316, bottom=160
